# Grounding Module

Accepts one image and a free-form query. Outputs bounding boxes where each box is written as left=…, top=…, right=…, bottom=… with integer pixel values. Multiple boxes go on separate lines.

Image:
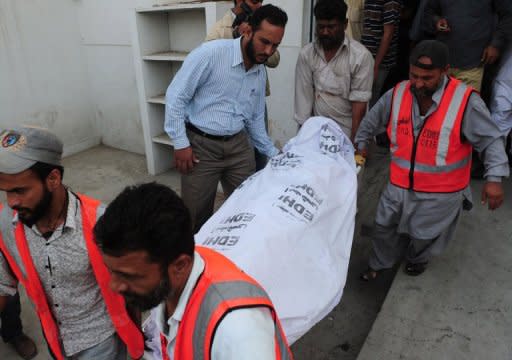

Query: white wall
left=0, top=0, right=312, bottom=158
left=266, top=0, right=312, bottom=148
left=76, top=0, right=154, bottom=155
left=0, top=0, right=99, bottom=156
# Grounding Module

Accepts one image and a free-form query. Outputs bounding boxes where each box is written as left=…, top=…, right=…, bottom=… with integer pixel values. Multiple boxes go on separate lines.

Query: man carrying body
left=424, top=0, right=512, bottom=91
left=94, top=182, right=293, bottom=360
left=0, top=126, right=143, bottom=359
left=165, top=5, right=288, bottom=232
left=355, top=41, right=509, bottom=279
left=294, top=0, right=373, bottom=141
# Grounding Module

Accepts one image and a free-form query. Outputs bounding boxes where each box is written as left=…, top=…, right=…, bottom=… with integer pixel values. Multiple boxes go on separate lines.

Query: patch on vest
left=420, top=129, right=440, bottom=149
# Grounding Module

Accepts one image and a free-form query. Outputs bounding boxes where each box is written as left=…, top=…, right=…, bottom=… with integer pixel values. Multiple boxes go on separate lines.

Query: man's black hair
left=314, top=0, right=347, bottom=23
left=249, top=4, right=288, bottom=32
left=94, top=182, right=195, bottom=267
left=30, top=162, right=64, bottom=181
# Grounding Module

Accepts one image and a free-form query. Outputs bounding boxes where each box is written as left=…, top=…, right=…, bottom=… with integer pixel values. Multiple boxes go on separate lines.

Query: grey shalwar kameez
left=355, top=76, right=510, bottom=269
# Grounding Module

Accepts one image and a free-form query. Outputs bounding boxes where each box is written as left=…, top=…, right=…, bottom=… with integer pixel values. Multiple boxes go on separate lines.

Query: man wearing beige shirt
left=295, top=0, right=373, bottom=141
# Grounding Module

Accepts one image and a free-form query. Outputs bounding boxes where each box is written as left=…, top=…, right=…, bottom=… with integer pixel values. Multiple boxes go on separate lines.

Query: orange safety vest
left=387, top=77, right=474, bottom=193
left=0, top=194, right=144, bottom=360
left=169, top=246, right=293, bottom=360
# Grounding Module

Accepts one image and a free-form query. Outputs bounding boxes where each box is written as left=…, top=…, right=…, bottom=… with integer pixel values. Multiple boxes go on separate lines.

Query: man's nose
left=264, top=44, right=274, bottom=56
left=7, top=194, right=20, bottom=209
left=109, top=275, right=128, bottom=293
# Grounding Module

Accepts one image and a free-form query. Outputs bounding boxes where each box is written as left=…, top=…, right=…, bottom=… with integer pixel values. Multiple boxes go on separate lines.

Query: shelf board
left=143, top=51, right=189, bottom=61
left=148, top=94, right=166, bottom=104
left=153, top=133, right=174, bottom=146
left=136, top=2, right=212, bottom=13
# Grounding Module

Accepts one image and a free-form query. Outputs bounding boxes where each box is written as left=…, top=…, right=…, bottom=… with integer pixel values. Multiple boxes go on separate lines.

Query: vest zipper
left=409, top=114, right=430, bottom=190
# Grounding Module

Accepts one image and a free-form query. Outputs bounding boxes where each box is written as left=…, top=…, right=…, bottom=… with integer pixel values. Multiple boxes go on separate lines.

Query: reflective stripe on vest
left=387, top=78, right=473, bottom=192
left=173, top=246, right=293, bottom=360
left=0, top=195, right=144, bottom=359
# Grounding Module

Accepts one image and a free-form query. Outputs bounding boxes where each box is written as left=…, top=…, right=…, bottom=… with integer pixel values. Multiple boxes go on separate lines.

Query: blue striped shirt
left=164, top=38, right=278, bottom=157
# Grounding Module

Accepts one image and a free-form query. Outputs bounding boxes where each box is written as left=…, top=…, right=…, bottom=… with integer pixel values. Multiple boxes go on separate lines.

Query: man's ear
left=239, top=22, right=252, bottom=37
left=45, top=168, right=61, bottom=191
left=167, top=254, right=193, bottom=286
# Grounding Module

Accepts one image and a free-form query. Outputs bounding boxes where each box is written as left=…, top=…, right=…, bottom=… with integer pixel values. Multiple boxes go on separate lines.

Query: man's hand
left=481, top=181, right=504, bottom=210
left=174, top=147, right=199, bottom=174
left=481, top=46, right=500, bottom=65
left=355, top=148, right=368, bottom=159
left=436, top=18, right=450, bottom=32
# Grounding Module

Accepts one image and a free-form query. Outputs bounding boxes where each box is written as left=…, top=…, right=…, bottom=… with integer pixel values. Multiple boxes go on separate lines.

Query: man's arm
left=244, top=70, right=279, bottom=157
left=164, top=45, right=212, bottom=173
left=294, top=49, right=315, bottom=126
left=0, top=253, right=19, bottom=313
left=482, top=0, right=512, bottom=64
left=374, top=1, right=400, bottom=77
left=349, top=47, right=374, bottom=141
left=205, top=12, right=233, bottom=41
left=351, top=102, right=368, bottom=142
left=462, top=93, right=509, bottom=210
left=211, top=307, right=276, bottom=359
left=354, top=89, right=394, bottom=154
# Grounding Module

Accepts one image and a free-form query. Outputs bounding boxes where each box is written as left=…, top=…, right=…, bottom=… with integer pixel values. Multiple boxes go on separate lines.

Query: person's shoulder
left=202, top=38, right=235, bottom=52
left=348, top=38, right=372, bottom=55
left=190, top=39, right=233, bottom=60
left=298, top=42, right=315, bottom=58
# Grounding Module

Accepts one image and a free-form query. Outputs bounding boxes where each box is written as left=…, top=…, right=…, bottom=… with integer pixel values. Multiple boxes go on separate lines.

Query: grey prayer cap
left=0, top=126, right=63, bottom=174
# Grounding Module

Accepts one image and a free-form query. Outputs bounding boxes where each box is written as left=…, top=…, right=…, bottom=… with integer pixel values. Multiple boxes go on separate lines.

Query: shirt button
left=54, top=304, right=59, bottom=308
left=51, top=285, right=56, bottom=289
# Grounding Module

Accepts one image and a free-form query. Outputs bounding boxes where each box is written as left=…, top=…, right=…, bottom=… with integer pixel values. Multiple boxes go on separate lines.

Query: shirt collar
left=432, top=75, right=449, bottom=104
left=155, top=251, right=205, bottom=334
left=232, top=37, right=244, bottom=67
left=11, top=189, right=78, bottom=232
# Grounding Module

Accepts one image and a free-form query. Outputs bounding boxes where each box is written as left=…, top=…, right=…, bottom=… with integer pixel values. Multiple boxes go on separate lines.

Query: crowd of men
left=0, top=0, right=510, bottom=359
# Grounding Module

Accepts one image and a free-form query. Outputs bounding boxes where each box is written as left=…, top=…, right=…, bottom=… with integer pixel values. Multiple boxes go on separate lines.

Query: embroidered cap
left=0, top=126, right=63, bottom=174
left=409, top=40, right=449, bottom=70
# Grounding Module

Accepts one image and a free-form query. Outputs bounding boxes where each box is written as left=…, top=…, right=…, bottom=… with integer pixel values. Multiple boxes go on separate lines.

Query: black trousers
left=1, top=293, right=23, bottom=342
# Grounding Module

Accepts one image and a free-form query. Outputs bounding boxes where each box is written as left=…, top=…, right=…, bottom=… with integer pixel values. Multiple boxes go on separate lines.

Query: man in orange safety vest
left=355, top=40, right=509, bottom=279
left=94, top=182, right=293, bottom=360
left=0, top=126, right=143, bottom=360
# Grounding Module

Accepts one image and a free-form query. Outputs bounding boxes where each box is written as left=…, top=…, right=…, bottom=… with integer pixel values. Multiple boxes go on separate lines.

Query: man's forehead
left=316, top=18, right=341, bottom=25
left=103, top=250, right=153, bottom=268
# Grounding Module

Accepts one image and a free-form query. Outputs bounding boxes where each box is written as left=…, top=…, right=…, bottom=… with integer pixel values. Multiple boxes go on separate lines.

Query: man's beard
left=318, top=34, right=343, bottom=51
left=14, top=187, right=53, bottom=227
left=410, top=84, right=438, bottom=99
left=245, top=36, right=267, bottom=65
left=122, top=276, right=172, bottom=311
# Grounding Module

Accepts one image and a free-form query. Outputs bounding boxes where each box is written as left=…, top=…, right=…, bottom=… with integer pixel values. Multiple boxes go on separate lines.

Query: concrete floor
left=358, top=177, right=512, bottom=360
